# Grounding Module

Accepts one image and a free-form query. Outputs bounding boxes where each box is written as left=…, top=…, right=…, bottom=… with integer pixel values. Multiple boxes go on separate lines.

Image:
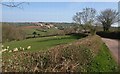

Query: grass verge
left=88, top=43, right=118, bottom=72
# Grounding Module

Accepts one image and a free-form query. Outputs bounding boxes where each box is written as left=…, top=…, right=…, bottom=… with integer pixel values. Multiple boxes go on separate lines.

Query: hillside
left=2, top=35, right=118, bottom=72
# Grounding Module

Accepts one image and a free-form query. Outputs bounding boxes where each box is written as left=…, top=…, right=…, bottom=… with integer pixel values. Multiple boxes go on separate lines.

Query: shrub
left=2, top=24, right=26, bottom=42
left=96, top=31, right=120, bottom=39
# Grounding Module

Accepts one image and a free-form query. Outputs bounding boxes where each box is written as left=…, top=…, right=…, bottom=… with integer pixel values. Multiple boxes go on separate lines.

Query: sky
left=2, top=2, right=118, bottom=23
left=2, top=0, right=119, bottom=2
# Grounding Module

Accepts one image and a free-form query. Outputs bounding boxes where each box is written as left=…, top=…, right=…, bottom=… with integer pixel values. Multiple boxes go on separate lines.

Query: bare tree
left=73, top=12, right=82, bottom=24
left=82, top=8, right=96, bottom=25
left=0, top=0, right=29, bottom=9
left=97, top=9, right=119, bottom=31
left=73, top=8, right=96, bottom=35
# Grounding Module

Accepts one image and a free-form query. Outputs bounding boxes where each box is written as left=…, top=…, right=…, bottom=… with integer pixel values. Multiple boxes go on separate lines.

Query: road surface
left=101, top=38, right=120, bottom=64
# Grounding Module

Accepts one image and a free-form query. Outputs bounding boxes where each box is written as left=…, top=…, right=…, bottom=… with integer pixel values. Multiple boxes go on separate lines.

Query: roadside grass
left=3, top=35, right=82, bottom=52
left=88, top=43, right=118, bottom=72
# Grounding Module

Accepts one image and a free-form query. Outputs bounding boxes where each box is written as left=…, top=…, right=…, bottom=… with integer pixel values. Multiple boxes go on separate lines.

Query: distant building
left=32, top=22, right=55, bottom=29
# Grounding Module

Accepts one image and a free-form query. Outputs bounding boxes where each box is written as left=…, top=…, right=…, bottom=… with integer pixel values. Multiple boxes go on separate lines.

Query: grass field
left=1, top=23, right=119, bottom=72
left=2, top=35, right=119, bottom=72
left=3, top=35, right=81, bottom=52
left=22, top=27, right=63, bottom=38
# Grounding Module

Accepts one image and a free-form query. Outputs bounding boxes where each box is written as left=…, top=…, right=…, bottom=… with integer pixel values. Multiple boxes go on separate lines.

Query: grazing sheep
left=9, top=50, right=12, bottom=53
left=22, top=48, right=25, bottom=51
left=6, top=46, right=9, bottom=49
left=1, top=49, right=8, bottom=52
left=13, top=48, right=18, bottom=52
left=4, top=49, right=8, bottom=51
left=19, top=47, right=22, bottom=49
left=19, top=47, right=23, bottom=51
left=27, top=46, right=31, bottom=50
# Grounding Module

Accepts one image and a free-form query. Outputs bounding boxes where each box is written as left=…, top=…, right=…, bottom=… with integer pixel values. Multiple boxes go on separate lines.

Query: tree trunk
left=103, top=26, right=109, bottom=32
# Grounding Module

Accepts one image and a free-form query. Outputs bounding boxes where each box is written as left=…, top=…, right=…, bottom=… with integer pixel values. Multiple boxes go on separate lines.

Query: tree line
left=73, top=8, right=119, bottom=35
left=2, top=24, right=26, bottom=42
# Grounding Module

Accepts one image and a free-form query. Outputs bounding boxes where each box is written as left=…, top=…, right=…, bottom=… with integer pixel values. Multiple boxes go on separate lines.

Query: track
left=101, top=38, right=120, bottom=64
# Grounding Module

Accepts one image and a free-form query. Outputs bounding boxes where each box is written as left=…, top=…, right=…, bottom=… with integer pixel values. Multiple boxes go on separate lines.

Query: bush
left=96, top=31, right=120, bottom=39
left=2, top=24, right=26, bottom=42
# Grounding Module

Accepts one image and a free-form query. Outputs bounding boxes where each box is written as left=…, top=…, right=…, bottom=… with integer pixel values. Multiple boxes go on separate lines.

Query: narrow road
left=101, top=38, right=120, bottom=64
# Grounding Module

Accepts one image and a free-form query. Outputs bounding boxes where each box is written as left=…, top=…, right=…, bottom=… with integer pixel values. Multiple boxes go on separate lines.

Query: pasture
left=23, top=27, right=61, bottom=37
left=1, top=22, right=119, bottom=72
left=3, top=35, right=81, bottom=52
left=2, top=35, right=118, bottom=72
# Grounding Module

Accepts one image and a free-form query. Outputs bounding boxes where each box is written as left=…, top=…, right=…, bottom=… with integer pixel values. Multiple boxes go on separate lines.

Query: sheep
left=19, top=47, right=22, bottom=49
left=22, top=48, right=25, bottom=51
left=9, top=50, right=12, bottom=53
left=1, top=49, right=8, bottom=52
left=27, top=46, right=31, bottom=50
left=19, top=47, right=23, bottom=51
left=6, top=46, right=9, bottom=49
left=13, top=48, right=18, bottom=52
left=3, top=49, right=8, bottom=51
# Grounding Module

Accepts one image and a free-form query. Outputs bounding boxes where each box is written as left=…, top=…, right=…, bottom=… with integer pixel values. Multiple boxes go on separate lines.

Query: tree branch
left=0, top=2, right=25, bottom=7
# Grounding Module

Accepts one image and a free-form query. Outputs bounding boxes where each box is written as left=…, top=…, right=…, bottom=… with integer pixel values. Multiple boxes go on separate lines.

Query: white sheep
left=1, top=49, right=8, bottom=52
left=19, top=47, right=22, bottom=49
left=9, top=50, right=12, bottom=53
left=22, top=48, right=25, bottom=51
left=6, top=46, right=9, bottom=49
left=27, top=46, right=31, bottom=50
left=13, top=48, right=18, bottom=52
left=4, top=49, right=8, bottom=51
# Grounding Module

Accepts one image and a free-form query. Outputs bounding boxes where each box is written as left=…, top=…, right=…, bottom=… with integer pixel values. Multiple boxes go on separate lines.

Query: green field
left=23, top=28, right=61, bottom=37
left=3, top=35, right=81, bottom=52
left=2, top=22, right=119, bottom=72
left=2, top=35, right=119, bottom=72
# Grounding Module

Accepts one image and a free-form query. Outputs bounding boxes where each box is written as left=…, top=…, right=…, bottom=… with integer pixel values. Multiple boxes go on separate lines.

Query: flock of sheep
left=0, top=45, right=31, bottom=53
